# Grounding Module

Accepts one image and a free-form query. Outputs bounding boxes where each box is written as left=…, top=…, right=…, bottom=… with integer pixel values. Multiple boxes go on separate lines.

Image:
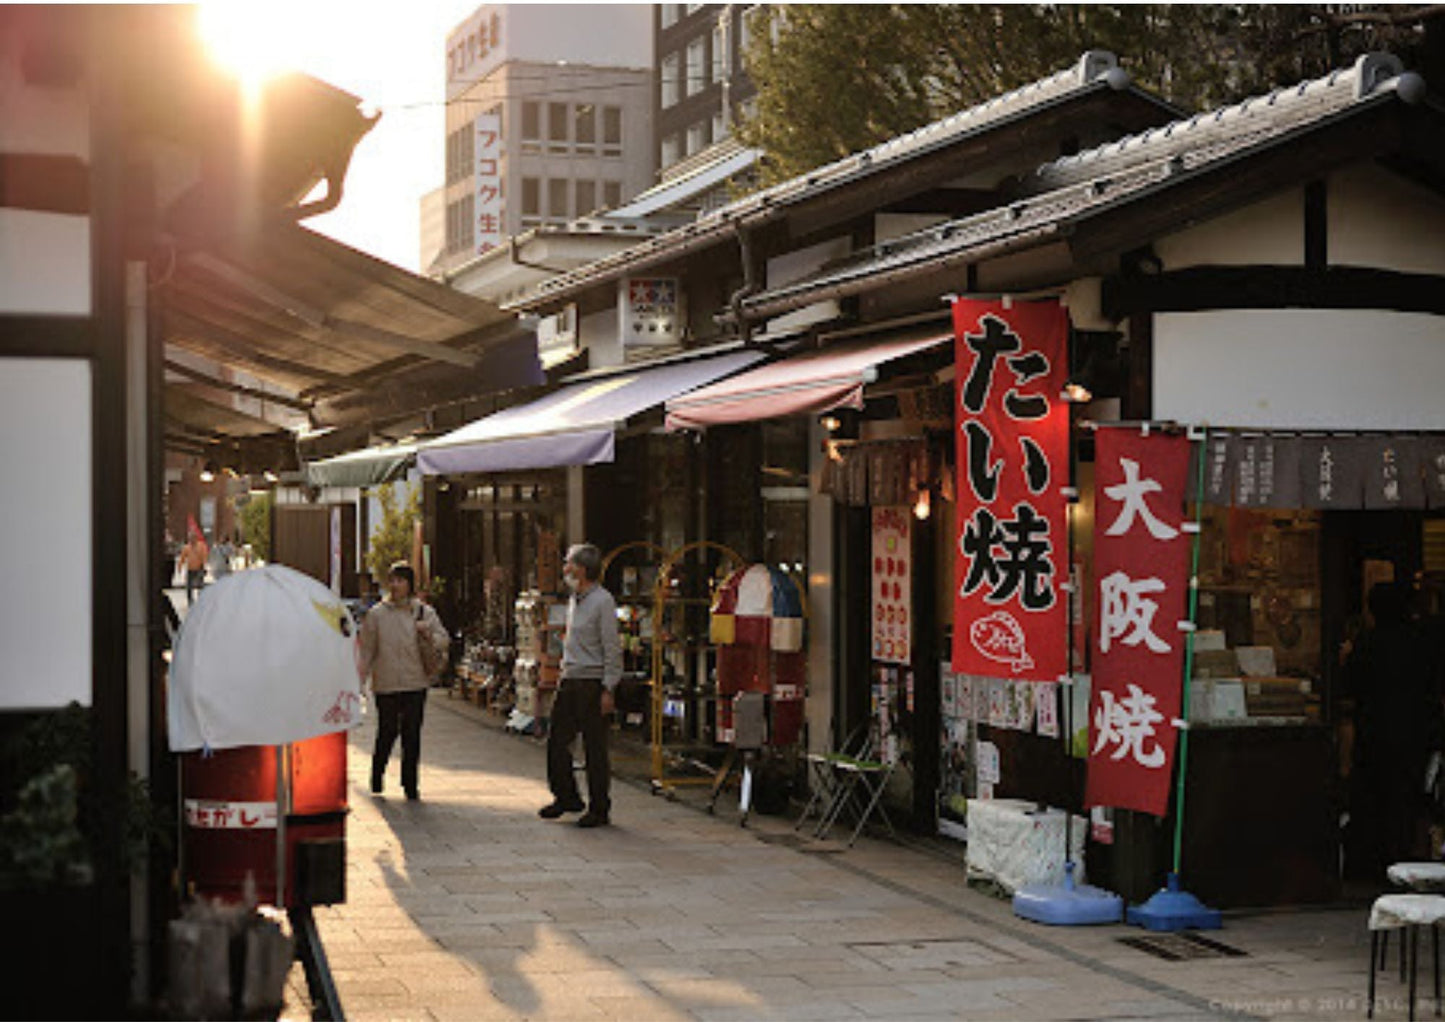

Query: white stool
left=1391, top=864, right=1445, bottom=892
left=1369, top=893, right=1445, bottom=1020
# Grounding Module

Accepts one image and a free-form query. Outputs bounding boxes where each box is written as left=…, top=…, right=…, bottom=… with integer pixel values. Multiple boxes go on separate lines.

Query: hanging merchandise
left=950, top=298, right=1069, bottom=681
left=710, top=563, right=804, bottom=652
left=1084, top=428, right=1192, bottom=817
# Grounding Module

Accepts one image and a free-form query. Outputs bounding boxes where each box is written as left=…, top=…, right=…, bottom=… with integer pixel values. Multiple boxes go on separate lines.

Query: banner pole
left=1171, top=429, right=1209, bottom=875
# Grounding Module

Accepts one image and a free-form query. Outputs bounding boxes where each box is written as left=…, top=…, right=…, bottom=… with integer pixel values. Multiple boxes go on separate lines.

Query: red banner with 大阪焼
left=950, top=299, right=1069, bottom=682
left=1084, top=429, right=1191, bottom=817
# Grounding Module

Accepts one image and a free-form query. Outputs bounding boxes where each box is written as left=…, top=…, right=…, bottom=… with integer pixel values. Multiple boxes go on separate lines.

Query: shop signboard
left=473, top=112, right=503, bottom=256
left=620, top=277, right=680, bottom=348
left=1084, top=429, right=1191, bottom=817
left=950, top=298, right=1068, bottom=682
left=871, top=506, right=912, bottom=664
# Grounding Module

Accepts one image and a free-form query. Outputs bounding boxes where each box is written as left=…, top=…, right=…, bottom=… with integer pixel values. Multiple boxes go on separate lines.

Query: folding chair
left=815, top=728, right=900, bottom=847
left=794, top=723, right=868, bottom=835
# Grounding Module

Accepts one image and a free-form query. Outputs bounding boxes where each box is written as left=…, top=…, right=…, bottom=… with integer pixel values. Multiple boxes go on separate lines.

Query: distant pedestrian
left=181, top=531, right=209, bottom=606
left=211, top=534, right=234, bottom=581
left=540, top=543, right=622, bottom=828
left=360, top=562, right=448, bottom=801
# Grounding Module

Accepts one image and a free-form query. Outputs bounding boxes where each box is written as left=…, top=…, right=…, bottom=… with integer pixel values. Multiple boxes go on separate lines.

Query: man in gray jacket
left=540, top=543, right=622, bottom=827
left=360, top=562, right=449, bottom=801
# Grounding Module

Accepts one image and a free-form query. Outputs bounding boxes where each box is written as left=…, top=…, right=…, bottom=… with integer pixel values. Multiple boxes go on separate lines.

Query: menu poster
left=957, top=673, right=975, bottom=723
left=872, top=507, right=913, bottom=664
left=1036, top=680, right=1059, bottom=738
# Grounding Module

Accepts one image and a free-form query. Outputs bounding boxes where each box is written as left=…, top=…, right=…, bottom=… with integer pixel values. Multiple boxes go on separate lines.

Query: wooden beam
left=164, top=307, right=359, bottom=390
left=163, top=356, right=314, bottom=412
left=189, top=252, right=481, bottom=368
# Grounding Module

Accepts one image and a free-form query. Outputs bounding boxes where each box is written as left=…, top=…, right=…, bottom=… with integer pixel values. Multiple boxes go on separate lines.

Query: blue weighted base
left=1013, top=862, right=1124, bottom=926
left=1126, top=872, right=1222, bottom=931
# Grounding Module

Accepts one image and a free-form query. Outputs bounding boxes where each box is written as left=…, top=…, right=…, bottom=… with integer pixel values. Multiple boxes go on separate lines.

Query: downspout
left=728, top=219, right=759, bottom=344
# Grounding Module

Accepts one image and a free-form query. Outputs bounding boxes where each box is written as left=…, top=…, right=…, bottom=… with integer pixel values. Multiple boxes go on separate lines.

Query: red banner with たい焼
left=950, top=298, right=1069, bottom=682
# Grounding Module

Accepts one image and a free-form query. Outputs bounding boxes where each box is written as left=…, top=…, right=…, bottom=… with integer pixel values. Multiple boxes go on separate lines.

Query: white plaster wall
left=1155, top=309, right=1445, bottom=430
left=0, top=359, right=92, bottom=708
left=1329, top=163, right=1445, bottom=275
left=0, top=42, right=90, bottom=315
left=1154, top=188, right=1303, bottom=269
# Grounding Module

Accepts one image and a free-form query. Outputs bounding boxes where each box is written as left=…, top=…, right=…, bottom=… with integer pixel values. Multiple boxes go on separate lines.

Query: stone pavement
left=285, top=693, right=1402, bottom=1021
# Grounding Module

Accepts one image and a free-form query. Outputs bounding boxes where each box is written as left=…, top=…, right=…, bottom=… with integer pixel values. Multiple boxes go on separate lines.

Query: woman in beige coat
left=360, top=562, right=448, bottom=800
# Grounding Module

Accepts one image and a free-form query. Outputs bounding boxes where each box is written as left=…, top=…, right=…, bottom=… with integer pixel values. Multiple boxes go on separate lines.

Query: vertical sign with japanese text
left=871, top=507, right=912, bottom=664
left=951, top=299, right=1068, bottom=681
left=474, top=113, right=503, bottom=255
left=1084, top=430, right=1191, bottom=817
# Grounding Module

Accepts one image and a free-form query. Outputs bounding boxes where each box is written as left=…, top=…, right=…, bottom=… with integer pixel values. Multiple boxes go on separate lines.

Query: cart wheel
left=705, top=803, right=716, bottom=815
left=665, top=789, right=677, bottom=802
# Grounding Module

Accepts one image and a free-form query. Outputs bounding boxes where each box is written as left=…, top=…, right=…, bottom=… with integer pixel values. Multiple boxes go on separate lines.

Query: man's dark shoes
left=405, top=789, right=420, bottom=802
left=576, top=811, right=610, bottom=829
left=370, top=774, right=383, bottom=795
left=539, top=800, right=585, bottom=819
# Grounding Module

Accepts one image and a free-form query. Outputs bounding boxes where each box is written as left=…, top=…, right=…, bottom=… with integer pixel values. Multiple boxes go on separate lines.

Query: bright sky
left=200, top=0, right=483, bottom=273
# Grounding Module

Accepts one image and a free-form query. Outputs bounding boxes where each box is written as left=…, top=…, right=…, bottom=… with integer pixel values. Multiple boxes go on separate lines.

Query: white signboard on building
left=620, top=277, right=681, bottom=348
left=446, top=7, right=505, bottom=100
left=473, top=112, right=503, bottom=255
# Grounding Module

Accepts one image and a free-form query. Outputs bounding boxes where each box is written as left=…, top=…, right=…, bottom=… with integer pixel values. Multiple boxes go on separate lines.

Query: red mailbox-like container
left=181, top=731, right=348, bottom=906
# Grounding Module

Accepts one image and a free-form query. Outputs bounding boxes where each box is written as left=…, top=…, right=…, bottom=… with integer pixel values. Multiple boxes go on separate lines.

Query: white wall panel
left=1155, top=309, right=1445, bottom=430
left=0, top=358, right=92, bottom=708
left=0, top=209, right=91, bottom=315
left=1330, top=164, right=1445, bottom=276
left=1154, top=188, right=1303, bottom=269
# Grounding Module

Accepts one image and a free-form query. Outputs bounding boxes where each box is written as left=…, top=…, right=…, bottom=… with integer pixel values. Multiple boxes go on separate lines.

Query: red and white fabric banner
left=1084, top=429, right=1192, bottom=817
left=950, top=298, right=1069, bottom=682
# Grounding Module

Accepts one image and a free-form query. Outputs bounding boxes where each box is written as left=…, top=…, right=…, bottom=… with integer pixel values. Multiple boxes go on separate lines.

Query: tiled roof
left=506, top=52, right=1145, bottom=310
left=736, top=53, right=1428, bottom=320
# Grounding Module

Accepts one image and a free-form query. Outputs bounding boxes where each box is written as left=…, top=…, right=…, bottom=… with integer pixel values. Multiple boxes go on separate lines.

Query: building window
left=602, top=106, right=623, bottom=156
left=548, top=102, right=569, bottom=153
left=661, top=53, right=680, bottom=108
left=661, top=3, right=679, bottom=29
left=603, top=180, right=621, bottom=209
left=576, top=179, right=597, bottom=215
left=686, top=36, right=706, bottom=96
left=687, top=120, right=706, bottom=156
left=574, top=104, right=596, bottom=152
left=445, top=123, right=476, bottom=186
left=445, top=195, right=475, bottom=254
left=521, top=101, right=541, bottom=154
left=712, top=19, right=728, bottom=83
left=521, top=176, right=540, bottom=221
left=548, top=177, right=569, bottom=221
left=686, top=2, right=703, bottom=13
left=712, top=110, right=726, bottom=143
left=661, top=133, right=681, bottom=169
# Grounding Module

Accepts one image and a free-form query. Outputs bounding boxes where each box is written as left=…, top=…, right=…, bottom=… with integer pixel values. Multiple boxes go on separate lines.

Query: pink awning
left=664, top=327, right=951, bottom=431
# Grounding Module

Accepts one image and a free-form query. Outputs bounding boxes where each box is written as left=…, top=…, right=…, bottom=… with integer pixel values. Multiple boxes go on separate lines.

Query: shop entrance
left=1325, top=510, right=1445, bottom=882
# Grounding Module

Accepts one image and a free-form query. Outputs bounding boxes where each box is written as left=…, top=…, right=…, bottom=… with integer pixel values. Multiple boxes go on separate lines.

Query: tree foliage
left=366, top=482, right=421, bottom=581
left=239, top=490, right=272, bottom=563
left=736, top=4, right=1445, bottom=185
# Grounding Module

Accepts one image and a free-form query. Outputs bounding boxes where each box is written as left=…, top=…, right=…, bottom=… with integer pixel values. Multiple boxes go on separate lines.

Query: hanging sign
left=1084, top=430, right=1191, bottom=817
left=871, top=506, right=912, bottom=664
left=950, top=298, right=1069, bottom=681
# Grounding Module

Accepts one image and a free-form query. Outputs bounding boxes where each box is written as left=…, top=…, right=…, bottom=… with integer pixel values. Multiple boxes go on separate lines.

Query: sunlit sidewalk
left=283, top=694, right=1380, bottom=1021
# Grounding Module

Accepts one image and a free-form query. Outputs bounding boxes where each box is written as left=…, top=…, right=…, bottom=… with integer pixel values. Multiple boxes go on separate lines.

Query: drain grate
left=1117, top=932, right=1248, bottom=962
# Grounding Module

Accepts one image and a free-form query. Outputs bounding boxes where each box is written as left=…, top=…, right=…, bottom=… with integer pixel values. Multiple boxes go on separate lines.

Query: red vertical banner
left=1084, top=430, right=1191, bottom=816
left=950, top=299, right=1069, bottom=681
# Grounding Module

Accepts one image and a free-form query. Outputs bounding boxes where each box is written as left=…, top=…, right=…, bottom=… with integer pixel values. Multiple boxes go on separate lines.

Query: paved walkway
left=289, top=694, right=1395, bottom=1021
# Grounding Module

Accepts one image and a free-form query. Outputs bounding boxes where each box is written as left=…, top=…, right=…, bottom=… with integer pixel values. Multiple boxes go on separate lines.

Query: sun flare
left=197, top=3, right=299, bottom=85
